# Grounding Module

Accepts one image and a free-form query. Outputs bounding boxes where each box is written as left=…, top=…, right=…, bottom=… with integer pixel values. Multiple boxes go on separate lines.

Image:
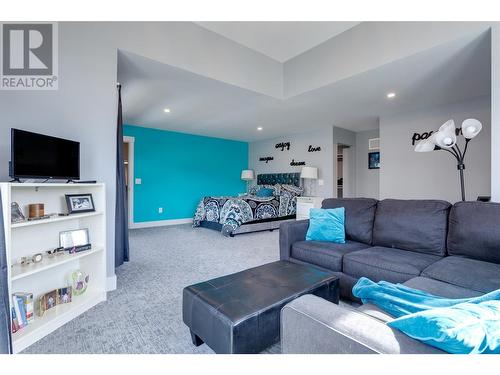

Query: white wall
left=248, top=127, right=334, bottom=198
left=379, top=96, right=491, bottom=202
left=356, top=129, right=380, bottom=199
left=0, top=22, right=284, bottom=277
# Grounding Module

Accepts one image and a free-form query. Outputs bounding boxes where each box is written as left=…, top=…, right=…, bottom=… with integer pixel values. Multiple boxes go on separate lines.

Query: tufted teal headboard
left=257, top=173, right=301, bottom=187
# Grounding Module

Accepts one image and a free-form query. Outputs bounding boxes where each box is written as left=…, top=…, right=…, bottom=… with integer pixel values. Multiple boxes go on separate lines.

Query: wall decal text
left=308, top=145, right=321, bottom=152
left=259, top=156, right=274, bottom=163
left=412, top=128, right=461, bottom=145
left=290, top=159, right=306, bottom=166
left=275, top=142, right=290, bottom=151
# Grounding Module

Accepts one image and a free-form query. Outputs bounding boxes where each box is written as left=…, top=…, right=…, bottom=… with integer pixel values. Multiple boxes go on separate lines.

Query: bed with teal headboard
left=193, top=173, right=302, bottom=236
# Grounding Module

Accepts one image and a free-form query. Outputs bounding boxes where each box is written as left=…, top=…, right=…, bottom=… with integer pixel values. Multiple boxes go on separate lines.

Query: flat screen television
left=10, top=128, right=80, bottom=180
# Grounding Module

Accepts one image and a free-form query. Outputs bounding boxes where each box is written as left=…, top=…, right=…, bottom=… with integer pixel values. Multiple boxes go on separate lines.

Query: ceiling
left=195, top=22, right=360, bottom=62
left=118, top=31, right=490, bottom=142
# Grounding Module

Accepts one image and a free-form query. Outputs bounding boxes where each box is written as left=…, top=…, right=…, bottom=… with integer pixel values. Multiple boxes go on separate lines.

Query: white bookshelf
left=0, top=182, right=107, bottom=353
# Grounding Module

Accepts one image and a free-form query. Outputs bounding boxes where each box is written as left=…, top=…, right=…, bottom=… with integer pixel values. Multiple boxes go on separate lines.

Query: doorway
left=123, top=136, right=135, bottom=228
left=337, top=144, right=353, bottom=198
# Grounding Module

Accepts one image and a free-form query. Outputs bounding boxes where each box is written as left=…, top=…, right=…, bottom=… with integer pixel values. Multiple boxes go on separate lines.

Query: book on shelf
left=14, top=292, right=34, bottom=323
left=12, top=295, right=27, bottom=330
left=11, top=293, right=34, bottom=332
left=11, top=307, right=19, bottom=333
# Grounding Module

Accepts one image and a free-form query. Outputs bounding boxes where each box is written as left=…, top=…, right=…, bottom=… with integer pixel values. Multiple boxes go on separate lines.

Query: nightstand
left=296, top=196, right=323, bottom=220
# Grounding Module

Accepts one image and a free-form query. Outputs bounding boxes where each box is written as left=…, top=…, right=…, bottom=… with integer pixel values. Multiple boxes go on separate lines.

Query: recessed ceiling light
left=386, top=92, right=396, bottom=99
left=163, top=108, right=171, bottom=113
left=257, top=127, right=263, bottom=131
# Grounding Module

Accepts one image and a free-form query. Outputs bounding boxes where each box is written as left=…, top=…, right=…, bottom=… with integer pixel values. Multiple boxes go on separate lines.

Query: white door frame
left=123, top=136, right=135, bottom=229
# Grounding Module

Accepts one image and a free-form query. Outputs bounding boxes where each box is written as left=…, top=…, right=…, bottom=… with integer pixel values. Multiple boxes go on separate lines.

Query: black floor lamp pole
left=439, top=138, right=470, bottom=202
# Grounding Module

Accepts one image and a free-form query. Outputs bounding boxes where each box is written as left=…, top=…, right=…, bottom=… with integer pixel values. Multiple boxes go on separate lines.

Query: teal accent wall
left=124, top=125, right=248, bottom=222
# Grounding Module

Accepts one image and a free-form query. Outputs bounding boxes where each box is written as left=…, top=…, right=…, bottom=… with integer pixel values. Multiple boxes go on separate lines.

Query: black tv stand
left=66, top=180, right=97, bottom=184
left=9, top=178, right=22, bottom=183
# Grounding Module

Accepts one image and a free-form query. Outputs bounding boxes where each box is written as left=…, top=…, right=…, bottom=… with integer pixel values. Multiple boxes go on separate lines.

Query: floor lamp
left=415, top=118, right=482, bottom=202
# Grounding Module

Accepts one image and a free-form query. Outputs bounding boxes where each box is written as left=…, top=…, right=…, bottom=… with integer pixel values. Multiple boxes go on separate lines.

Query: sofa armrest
left=279, top=219, right=309, bottom=261
left=281, top=295, right=442, bottom=354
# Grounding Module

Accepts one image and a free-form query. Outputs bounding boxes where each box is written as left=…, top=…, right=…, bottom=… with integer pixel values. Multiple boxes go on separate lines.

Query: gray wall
left=0, top=22, right=283, bottom=278
left=356, top=129, right=380, bottom=199
left=248, top=127, right=334, bottom=198
left=379, top=96, right=491, bottom=202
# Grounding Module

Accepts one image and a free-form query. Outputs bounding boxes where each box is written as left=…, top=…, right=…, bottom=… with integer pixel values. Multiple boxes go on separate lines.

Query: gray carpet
left=23, top=225, right=282, bottom=354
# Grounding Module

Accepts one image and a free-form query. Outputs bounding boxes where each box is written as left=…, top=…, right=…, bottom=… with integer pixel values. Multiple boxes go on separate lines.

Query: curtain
left=0, top=191, right=12, bottom=353
left=115, top=84, right=130, bottom=267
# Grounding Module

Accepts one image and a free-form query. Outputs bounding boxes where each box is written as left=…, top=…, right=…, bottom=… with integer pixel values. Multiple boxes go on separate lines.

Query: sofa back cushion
left=373, top=199, right=451, bottom=256
left=447, top=202, right=500, bottom=263
left=322, top=198, right=377, bottom=244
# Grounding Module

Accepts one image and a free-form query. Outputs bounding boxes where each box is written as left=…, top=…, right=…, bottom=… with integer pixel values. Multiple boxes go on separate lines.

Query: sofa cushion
left=422, top=256, right=500, bottom=294
left=372, top=199, right=451, bottom=256
left=403, top=277, right=482, bottom=299
left=291, top=240, right=370, bottom=272
left=322, top=198, right=378, bottom=245
left=447, top=201, right=500, bottom=263
left=343, top=246, right=441, bottom=283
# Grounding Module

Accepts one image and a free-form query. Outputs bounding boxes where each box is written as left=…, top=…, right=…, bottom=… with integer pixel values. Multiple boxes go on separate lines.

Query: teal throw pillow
left=306, top=207, right=345, bottom=243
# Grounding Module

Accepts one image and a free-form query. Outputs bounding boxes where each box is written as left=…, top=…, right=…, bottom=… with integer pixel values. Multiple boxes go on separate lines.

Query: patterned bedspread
left=193, top=185, right=301, bottom=236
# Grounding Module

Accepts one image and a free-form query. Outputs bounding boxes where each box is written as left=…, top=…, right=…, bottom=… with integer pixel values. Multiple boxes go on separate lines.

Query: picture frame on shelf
left=368, top=152, right=380, bottom=169
left=65, top=193, right=95, bottom=214
left=11, top=202, right=26, bottom=223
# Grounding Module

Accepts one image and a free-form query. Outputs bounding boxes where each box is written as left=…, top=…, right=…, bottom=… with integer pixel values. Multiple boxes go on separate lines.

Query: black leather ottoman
left=182, top=260, right=339, bottom=354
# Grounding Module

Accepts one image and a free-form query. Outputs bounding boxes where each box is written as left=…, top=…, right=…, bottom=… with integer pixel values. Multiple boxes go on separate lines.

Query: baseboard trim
left=106, top=275, right=117, bottom=292
left=130, top=218, right=193, bottom=229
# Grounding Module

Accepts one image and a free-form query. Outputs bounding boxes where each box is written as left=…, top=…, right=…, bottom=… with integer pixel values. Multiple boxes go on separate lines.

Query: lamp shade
left=415, top=133, right=437, bottom=152
left=240, top=169, right=255, bottom=181
left=300, top=166, right=318, bottom=179
left=434, top=119, right=457, bottom=148
left=461, top=119, right=482, bottom=139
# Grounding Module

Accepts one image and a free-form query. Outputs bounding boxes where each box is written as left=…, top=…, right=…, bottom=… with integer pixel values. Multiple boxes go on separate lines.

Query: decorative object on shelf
left=240, top=169, right=255, bottom=194
left=20, top=253, right=43, bottom=266
left=71, top=270, right=89, bottom=296
left=37, top=289, right=57, bottom=316
left=308, top=145, right=321, bottom=152
left=275, top=142, right=290, bottom=151
left=368, top=152, right=380, bottom=169
left=300, top=166, right=318, bottom=196
left=11, top=202, right=25, bottom=223
left=58, top=287, right=72, bottom=304
left=28, top=203, right=44, bottom=219
left=259, top=156, right=274, bottom=163
left=45, top=247, right=65, bottom=257
left=65, top=193, right=95, bottom=214
left=36, top=287, right=73, bottom=317
left=415, top=118, right=482, bottom=201
left=290, top=159, right=306, bottom=166
left=59, top=228, right=91, bottom=253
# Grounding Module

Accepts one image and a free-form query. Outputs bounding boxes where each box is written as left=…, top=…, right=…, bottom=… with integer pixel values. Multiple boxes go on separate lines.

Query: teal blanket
left=352, top=277, right=500, bottom=318
left=352, top=277, right=500, bottom=354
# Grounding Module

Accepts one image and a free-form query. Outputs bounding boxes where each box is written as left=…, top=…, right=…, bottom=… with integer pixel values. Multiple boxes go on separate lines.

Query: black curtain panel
left=0, top=191, right=12, bottom=353
left=115, top=84, right=130, bottom=267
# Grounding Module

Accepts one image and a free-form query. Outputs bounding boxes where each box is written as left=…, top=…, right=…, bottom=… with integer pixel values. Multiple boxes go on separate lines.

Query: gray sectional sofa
left=279, top=198, right=500, bottom=353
